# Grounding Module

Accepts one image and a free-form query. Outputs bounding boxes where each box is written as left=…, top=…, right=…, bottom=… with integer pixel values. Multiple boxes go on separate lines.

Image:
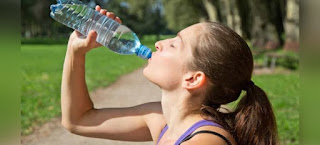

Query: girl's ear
left=182, top=71, right=206, bottom=90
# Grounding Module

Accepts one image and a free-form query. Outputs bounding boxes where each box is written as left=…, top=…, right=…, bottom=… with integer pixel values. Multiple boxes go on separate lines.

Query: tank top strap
left=174, top=120, right=223, bottom=145
left=157, top=120, right=223, bottom=145
left=157, top=125, right=168, bottom=145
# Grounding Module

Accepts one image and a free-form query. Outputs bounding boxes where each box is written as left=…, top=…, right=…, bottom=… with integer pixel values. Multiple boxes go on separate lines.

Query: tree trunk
left=217, top=0, right=242, bottom=36
left=284, top=0, right=299, bottom=51
left=202, top=0, right=218, bottom=22
left=230, top=0, right=242, bottom=36
left=247, top=0, right=282, bottom=50
left=237, top=0, right=251, bottom=39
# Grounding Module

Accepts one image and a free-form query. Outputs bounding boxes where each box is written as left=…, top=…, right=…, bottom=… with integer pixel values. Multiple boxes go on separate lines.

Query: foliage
left=125, top=0, right=167, bottom=37
left=22, top=0, right=299, bottom=51
left=275, top=51, right=299, bottom=70
left=162, top=0, right=206, bottom=32
left=22, top=0, right=169, bottom=38
left=21, top=37, right=69, bottom=44
left=252, top=48, right=299, bottom=70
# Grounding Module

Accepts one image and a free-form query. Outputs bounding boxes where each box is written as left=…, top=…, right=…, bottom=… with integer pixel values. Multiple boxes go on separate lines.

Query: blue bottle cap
left=136, top=45, right=152, bottom=59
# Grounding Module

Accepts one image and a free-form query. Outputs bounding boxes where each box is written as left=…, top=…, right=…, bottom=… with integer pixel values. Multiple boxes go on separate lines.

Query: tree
left=218, top=0, right=242, bottom=36
left=125, top=0, right=167, bottom=38
left=283, top=0, right=299, bottom=51
left=22, top=0, right=78, bottom=38
left=161, top=0, right=290, bottom=50
left=244, top=0, right=284, bottom=50
left=22, top=0, right=52, bottom=37
left=21, top=0, right=299, bottom=51
left=202, top=0, right=218, bottom=22
left=100, top=0, right=167, bottom=39
left=162, top=0, right=207, bottom=32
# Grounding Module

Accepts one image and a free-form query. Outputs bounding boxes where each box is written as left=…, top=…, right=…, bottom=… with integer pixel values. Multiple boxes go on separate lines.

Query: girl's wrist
left=66, top=46, right=86, bottom=58
left=65, top=48, right=86, bottom=64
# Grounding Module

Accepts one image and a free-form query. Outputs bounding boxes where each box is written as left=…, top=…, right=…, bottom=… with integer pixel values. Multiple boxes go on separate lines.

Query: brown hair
left=188, top=22, right=278, bottom=145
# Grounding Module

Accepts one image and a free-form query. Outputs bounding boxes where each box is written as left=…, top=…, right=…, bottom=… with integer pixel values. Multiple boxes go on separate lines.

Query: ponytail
left=189, top=22, right=278, bottom=145
left=233, top=82, right=278, bottom=145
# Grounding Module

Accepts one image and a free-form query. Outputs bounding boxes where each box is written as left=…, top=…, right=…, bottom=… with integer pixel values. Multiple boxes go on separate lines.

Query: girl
left=61, top=5, right=277, bottom=145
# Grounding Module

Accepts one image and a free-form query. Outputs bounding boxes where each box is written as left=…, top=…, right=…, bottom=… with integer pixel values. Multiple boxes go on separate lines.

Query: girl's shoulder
left=141, top=102, right=166, bottom=142
left=183, top=125, right=237, bottom=145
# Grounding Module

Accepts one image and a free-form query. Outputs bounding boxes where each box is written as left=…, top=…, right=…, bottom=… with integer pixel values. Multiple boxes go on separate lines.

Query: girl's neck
left=161, top=89, right=204, bottom=137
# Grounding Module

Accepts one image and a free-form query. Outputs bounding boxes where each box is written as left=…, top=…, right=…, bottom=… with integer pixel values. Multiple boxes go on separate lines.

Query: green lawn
left=21, top=37, right=298, bottom=145
left=253, top=73, right=299, bottom=145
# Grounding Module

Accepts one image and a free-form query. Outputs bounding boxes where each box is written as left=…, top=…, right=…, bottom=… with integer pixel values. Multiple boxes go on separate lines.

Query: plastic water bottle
left=50, top=0, right=152, bottom=59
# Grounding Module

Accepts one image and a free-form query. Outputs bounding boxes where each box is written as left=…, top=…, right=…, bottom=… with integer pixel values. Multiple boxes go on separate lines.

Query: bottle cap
left=136, top=45, right=152, bottom=59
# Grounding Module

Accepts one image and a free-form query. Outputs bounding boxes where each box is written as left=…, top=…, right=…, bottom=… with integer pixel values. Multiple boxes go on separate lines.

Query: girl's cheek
left=158, top=50, right=173, bottom=57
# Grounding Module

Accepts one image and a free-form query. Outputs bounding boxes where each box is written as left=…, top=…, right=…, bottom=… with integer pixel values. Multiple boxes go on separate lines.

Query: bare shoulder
left=182, top=126, right=236, bottom=145
left=141, top=102, right=167, bottom=142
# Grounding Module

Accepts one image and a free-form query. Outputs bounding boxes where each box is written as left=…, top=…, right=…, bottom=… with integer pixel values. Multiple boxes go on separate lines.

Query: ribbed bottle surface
left=50, top=0, right=151, bottom=59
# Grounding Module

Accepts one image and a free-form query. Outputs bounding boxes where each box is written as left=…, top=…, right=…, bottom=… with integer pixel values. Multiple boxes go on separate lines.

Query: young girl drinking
left=61, top=5, right=277, bottom=145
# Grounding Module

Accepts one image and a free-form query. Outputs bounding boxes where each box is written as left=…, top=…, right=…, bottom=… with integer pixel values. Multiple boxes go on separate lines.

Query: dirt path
left=22, top=67, right=161, bottom=145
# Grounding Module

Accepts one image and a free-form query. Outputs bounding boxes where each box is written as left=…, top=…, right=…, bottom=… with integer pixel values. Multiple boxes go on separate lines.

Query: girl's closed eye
left=170, top=44, right=175, bottom=48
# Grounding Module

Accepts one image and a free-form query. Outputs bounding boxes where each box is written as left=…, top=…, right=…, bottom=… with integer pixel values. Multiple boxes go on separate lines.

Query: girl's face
left=143, top=24, right=203, bottom=90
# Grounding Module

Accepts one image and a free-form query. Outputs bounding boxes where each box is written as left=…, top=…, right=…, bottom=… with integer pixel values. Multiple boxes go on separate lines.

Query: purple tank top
left=156, top=120, right=223, bottom=145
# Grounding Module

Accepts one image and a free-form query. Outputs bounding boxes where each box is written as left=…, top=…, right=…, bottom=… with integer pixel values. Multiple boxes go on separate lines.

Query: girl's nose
left=155, top=41, right=162, bottom=51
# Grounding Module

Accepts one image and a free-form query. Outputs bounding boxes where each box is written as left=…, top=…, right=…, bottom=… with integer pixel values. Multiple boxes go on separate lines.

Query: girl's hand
left=67, top=5, right=122, bottom=56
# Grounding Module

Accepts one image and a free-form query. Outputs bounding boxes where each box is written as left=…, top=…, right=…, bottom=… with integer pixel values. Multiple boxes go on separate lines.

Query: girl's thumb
left=85, top=30, right=98, bottom=45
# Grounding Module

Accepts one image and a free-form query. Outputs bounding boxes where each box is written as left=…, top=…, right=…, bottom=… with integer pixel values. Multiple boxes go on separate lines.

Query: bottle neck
left=136, top=45, right=152, bottom=59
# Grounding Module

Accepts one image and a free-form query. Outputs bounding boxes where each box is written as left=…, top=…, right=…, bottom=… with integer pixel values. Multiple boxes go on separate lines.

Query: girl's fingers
left=95, top=6, right=122, bottom=24
left=95, top=5, right=101, bottom=11
left=74, top=30, right=82, bottom=36
left=115, top=17, right=122, bottom=24
left=106, top=12, right=116, bottom=20
left=86, top=30, right=97, bottom=43
left=100, top=9, right=107, bottom=15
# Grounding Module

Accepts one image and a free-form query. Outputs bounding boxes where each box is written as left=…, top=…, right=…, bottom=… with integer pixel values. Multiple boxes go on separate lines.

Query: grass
left=253, top=73, right=299, bottom=145
left=21, top=36, right=299, bottom=145
left=226, top=71, right=299, bottom=145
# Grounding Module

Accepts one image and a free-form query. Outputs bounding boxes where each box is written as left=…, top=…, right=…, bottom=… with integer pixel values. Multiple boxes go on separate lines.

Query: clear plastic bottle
left=50, top=0, right=152, bottom=59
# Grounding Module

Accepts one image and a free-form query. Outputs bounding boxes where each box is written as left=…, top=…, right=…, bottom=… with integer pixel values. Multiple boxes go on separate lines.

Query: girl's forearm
left=61, top=49, right=94, bottom=129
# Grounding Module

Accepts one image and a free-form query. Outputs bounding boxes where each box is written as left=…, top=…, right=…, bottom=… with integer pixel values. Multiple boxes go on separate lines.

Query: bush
left=252, top=48, right=299, bottom=70
left=276, top=52, right=299, bottom=70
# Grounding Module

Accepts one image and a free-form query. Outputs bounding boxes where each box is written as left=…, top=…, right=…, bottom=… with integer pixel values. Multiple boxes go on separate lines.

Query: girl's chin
left=142, top=67, right=150, bottom=78
left=142, top=68, right=156, bottom=82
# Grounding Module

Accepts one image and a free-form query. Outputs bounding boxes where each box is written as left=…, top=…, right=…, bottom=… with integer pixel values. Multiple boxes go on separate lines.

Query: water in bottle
left=50, top=0, right=152, bottom=59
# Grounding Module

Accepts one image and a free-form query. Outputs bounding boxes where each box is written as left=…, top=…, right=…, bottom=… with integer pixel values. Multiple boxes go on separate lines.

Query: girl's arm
left=61, top=6, right=166, bottom=142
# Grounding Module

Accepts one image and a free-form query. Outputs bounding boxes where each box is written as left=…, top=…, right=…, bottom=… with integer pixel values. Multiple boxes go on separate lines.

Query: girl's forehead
left=179, top=23, right=204, bottom=48
left=180, top=23, right=204, bottom=39
left=177, top=24, right=204, bottom=60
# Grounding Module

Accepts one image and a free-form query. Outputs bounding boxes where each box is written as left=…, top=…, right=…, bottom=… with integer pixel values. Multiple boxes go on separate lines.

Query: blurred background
left=21, top=0, right=299, bottom=145
left=22, top=0, right=299, bottom=52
